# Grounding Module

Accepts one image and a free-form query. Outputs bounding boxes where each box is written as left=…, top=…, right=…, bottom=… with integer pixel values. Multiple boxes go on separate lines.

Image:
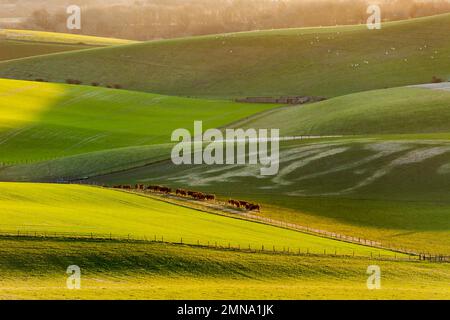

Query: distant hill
left=0, top=14, right=450, bottom=98
left=0, top=29, right=137, bottom=61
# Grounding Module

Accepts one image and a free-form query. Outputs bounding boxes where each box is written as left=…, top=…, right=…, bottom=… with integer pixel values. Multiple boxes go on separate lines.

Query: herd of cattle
left=175, top=189, right=216, bottom=201
left=227, top=199, right=261, bottom=212
left=110, top=184, right=261, bottom=212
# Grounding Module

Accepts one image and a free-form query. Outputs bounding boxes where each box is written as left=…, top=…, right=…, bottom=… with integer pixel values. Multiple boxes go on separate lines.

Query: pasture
left=0, top=29, right=135, bottom=61
left=0, top=182, right=398, bottom=258
left=0, top=13, right=449, bottom=301
left=0, top=238, right=448, bottom=300
left=233, top=87, right=450, bottom=136
left=1, top=14, right=450, bottom=98
left=0, top=40, right=88, bottom=62
left=92, top=138, right=450, bottom=254
left=0, top=79, right=277, bottom=165
left=0, top=29, right=137, bottom=46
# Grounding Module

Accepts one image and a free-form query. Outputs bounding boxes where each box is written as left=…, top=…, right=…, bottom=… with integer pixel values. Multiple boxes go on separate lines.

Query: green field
left=234, top=87, right=450, bottom=135
left=1, top=14, right=450, bottom=98
left=1, top=79, right=449, bottom=255
left=0, top=29, right=137, bottom=46
left=91, top=137, right=450, bottom=254
left=0, top=40, right=89, bottom=62
left=1, top=238, right=448, bottom=300
left=0, top=29, right=135, bottom=62
left=0, top=79, right=277, bottom=165
left=1, top=13, right=450, bottom=301
left=0, top=182, right=397, bottom=258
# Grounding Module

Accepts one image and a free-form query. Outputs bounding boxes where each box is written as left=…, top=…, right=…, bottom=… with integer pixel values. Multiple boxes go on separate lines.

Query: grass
left=0, top=238, right=448, bottom=300
left=0, top=29, right=136, bottom=62
left=0, top=79, right=277, bottom=165
left=0, top=182, right=397, bottom=258
left=91, top=137, right=450, bottom=254
left=1, top=14, right=450, bottom=98
left=234, top=87, right=450, bottom=136
left=0, top=40, right=89, bottom=62
left=0, top=29, right=137, bottom=46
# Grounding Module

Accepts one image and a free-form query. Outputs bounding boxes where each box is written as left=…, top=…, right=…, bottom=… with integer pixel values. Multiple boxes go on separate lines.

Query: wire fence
left=0, top=229, right=441, bottom=262
left=39, top=183, right=450, bottom=263
left=134, top=191, right=446, bottom=261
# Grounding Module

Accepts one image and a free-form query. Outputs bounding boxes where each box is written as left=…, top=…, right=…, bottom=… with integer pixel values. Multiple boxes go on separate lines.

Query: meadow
left=0, top=182, right=397, bottom=258
left=234, top=87, right=450, bottom=135
left=0, top=29, right=135, bottom=61
left=0, top=238, right=448, bottom=300
left=0, top=79, right=277, bottom=165
left=0, top=29, right=137, bottom=46
left=1, top=14, right=450, bottom=98
left=92, top=138, right=450, bottom=254
left=0, top=13, right=449, bottom=301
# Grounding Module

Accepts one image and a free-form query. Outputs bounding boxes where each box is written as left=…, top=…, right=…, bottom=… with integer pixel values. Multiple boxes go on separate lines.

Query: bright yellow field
left=0, top=182, right=401, bottom=258
left=0, top=239, right=448, bottom=300
left=0, top=29, right=136, bottom=46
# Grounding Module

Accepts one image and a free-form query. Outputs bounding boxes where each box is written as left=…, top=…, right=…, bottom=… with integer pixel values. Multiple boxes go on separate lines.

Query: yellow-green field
left=0, top=239, right=448, bottom=300
left=2, top=14, right=450, bottom=98
left=0, top=182, right=400, bottom=258
left=0, top=29, right=137, bottom=46
left=0, top=79, right=276, bottom=165
left=0, top=29, right=136, bottom=62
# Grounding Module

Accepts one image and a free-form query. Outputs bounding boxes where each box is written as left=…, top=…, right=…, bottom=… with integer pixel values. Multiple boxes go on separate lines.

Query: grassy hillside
left=0, top=79, right=276, bottom=165
left=234, top=87, right=450, bottom=136
left=0, top=182, right=395, bottom=257
left=1, top=14, right=450, bottom=97
left=3, top=84, right=450, bottom=181
left=0, top=40, right=89, bottom=62
left=0, top=29, right=137, bottom=46
left=1, top=238, right=448, bottom=300
left=0, top=29, right=136, bottom=61
left=91, top=137, right=450, bottom=254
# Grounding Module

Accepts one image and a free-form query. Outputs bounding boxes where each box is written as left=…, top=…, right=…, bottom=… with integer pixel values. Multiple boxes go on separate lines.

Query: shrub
left=66, top=79, right=82, bottom=85
left=432, top=76, right=443, bottom=83
left=91, top=82, right=100, bottom=87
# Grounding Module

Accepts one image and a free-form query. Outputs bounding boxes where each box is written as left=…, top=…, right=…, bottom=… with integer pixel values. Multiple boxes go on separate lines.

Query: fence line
left=141, top=192, right=429, bottom=258
left=2, top=229, right=445, bottom=262
left=50, top=183, right=449, bottom=263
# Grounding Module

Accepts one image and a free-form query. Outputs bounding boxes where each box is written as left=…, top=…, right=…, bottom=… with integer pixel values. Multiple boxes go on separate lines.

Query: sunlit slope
left=234, top=87, right=450, bottom=136
left=0, top=29, right=136, bottom=61
left=1, top=14, right=450, bottom=97
left=92, top=138, right=450, bottom=254
left=0, top=40, right=88, bottom=61
left=0, top=79, right=276, bottom=165
left=0, top=182, right=394, bottom=257
left=5, top=85, right=450, bottom=180
left=1, top=239, right=448, bottom=299
left=0, top=29, right=137, bottom=46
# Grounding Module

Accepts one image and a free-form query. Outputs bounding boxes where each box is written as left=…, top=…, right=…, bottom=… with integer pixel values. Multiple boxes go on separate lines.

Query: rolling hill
left=233, top=86, right=450, bottom=136
left=0, top=14, right=450, bottom=98
left=1, top=79, right=449, bottom=254
left=0, top=182, right=394, bottom=258
left=0, top=29, right=137, bottom=46
left=0, top=29, right=136, bottom=61
left=0, top=79, right=277, bottom=165
left=1, top=238, right=448, bottom=299
left=89, top=137, right=450, bottom=254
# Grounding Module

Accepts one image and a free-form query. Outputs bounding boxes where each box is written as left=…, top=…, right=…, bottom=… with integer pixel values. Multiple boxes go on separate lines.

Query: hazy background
left=1, top=0, right=450, bottom=40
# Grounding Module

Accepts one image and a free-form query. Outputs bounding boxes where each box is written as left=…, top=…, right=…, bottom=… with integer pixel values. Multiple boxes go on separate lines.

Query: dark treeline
left=3, top=0, right=450, bottom=40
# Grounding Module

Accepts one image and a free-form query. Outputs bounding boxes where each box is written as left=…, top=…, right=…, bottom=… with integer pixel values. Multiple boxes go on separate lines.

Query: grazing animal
left=227, top=199, right=260, bottom=211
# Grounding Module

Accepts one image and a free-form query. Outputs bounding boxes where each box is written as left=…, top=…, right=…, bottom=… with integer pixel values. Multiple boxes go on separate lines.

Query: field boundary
left=0, top=230, right=431, bottom=262
left=116, top=188, right=445, bottom=260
